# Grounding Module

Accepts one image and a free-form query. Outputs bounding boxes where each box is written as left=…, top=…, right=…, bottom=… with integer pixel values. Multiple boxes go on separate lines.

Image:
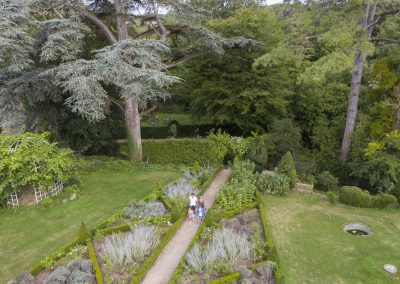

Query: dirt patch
left=18, top=185, right=36, bottom=206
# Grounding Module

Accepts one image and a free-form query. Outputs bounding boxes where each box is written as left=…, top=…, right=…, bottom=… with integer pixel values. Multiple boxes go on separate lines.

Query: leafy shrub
left=124, top=200, right=167, bottom=219
left=43, top=259, right=95, bottom=284
left=246, top=135, right=268, bottom=172
left=101, top=224, right=160, bottom=266
left=215, top=159, right=256, bottom=211
left=256, top=173, right=290, bottom=196
left=339, top=186, right=373, bottom=208
left=0, top=132, right=74, bottom=204
left=142, top=138, right=222, bottom=165
left=186, top=228, right=251, bottom=273
left=277, top=152, right=297, bottom=189
left=208, top=130, right=254, bottom=162
left=315, top=171, right=338, bottom=191
left=39, top=198, right=55, bottom=208
left=326, top=191, right=338, bottom=204
left=372, top=193, right=397, bottom=208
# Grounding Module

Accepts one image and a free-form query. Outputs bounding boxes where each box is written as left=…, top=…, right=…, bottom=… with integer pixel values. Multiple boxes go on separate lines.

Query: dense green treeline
left=0, top=0, right=399, bottom=195
left=171, top=0, right=400, bottom=195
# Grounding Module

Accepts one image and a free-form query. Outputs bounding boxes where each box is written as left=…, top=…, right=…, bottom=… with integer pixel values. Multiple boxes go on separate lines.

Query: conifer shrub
left=277, top=152, right=297, bottom=189
left=246, top=135, right=268, bottom=172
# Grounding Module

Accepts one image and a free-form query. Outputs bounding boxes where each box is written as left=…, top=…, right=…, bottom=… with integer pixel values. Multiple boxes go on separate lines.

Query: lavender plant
left=185, top=228, right=252, bottom=273
left=102, top=224, right=160, bottom=266
left=163, top=178, right=199, bottom=209
left=124, top=200, right=167, bottom=219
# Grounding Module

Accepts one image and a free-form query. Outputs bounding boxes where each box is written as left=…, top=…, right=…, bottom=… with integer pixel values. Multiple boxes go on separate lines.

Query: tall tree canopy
left=0, top=0, right=255, bottom=160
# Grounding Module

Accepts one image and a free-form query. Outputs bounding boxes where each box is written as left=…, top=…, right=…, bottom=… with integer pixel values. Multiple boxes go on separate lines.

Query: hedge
left=142, top=139, right=222, bottom=165
left=213, top=202, right=257, bottom=222
left=339, top=186, right=398, bottom=208
left=87, top=241, right=103, bottom=284
left=30, top=236, right=81, bottom=275
left=256, top=191, right=285, bottom=283
left=208, top=272, right=241, bottom=284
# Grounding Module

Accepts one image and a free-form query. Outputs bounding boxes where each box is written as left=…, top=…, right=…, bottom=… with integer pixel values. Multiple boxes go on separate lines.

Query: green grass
left=141, top=113, right=212, bottom=127
left=0, top=157, right=179, bottom=283
left=264, top=191, right=400, bottom=284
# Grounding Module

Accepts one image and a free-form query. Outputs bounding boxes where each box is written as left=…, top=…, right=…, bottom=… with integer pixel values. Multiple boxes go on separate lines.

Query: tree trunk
left=125, top=98, right=143, bottom=161
left=392, top=109, right=400, bottom=131
left=339, top=4, right=376, bottom=165
left=115, top=0, right=143, bottom=161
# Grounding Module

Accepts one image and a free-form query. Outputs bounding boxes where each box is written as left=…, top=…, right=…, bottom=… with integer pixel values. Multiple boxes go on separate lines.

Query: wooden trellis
left=9, top=191, right=19, bottom=207
left=8, top=182, right=64, bottom=207
left=34, top=181, right=64, bottom=204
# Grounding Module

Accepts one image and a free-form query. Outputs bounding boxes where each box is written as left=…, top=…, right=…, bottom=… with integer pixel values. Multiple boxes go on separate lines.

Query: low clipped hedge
left=30, top=237, right=82, bottom=275
left=142, top=139, right=222, bottom=165
left=256, top=191, right=285, bottom=283
left=208, top=272, right=241, bottom=284
left=88, top=241, right=103, bottom=284
left=339, top=186, right=397, bottom=208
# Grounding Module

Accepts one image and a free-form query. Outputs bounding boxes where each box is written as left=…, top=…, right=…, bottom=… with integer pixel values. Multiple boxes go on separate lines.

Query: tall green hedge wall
left=142, top=139, right=221, bottom=165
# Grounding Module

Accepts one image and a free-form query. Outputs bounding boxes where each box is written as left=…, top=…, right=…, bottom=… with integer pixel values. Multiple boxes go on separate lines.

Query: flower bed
left=178, top=209, right=268, bottom=283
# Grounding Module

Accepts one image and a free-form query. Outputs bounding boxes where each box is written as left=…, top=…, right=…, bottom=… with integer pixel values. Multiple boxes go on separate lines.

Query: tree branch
left=166, top=53, right=203, bottom=69
left=108, top=96, right=124, bottom=112
left=140, top=105, right=157, bottom=118
left=366, top=8, right=400, bottom=29
left=371, top=37, right=400, bottom=44
left=80, top=9, right=117, bottom=44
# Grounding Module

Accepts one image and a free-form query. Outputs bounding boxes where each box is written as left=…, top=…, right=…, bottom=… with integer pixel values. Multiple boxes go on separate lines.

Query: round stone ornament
left=383, top=264, right=397, bottom=274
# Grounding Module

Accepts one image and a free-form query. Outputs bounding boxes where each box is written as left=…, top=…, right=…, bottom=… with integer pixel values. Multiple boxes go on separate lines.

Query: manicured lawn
left=0, top=157, right=179, bottom=283
left=264, top=192, right=400, bottom=284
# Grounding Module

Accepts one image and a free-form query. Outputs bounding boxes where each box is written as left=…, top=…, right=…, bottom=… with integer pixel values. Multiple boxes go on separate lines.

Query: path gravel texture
left=141, top=169, right=230, bottom=284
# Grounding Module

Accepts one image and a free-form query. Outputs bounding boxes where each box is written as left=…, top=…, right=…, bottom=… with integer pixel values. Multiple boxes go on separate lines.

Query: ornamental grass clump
left=102, top=224, right=160, bottom=266
left=185, top=228, right=251, bottom=273
left=124, top=200, right=167, bottom=219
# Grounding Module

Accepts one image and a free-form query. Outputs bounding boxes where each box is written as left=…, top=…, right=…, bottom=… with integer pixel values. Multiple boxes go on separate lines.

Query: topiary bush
left=339, top=186, right=373, bottom=208
left=314, top=171, right=338, bottom=191
left=372, top=193, right=397, bottom=209
left=246, top=135, right=268, bottom=172
left=277, top=152, right=297, bottom=189
left=326, top=191, right=338, bottom=204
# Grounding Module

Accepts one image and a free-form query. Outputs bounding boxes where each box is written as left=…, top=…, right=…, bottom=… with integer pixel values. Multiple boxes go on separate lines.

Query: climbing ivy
left=0, top=132, right=74, bottom=204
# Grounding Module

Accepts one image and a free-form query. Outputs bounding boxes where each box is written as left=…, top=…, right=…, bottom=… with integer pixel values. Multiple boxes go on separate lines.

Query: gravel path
left=141, top=169, right=230, bottom=284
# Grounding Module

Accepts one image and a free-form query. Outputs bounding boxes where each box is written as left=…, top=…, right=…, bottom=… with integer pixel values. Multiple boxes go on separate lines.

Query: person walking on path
left=198, top=204, right=206, bottom=223
left=198, top=196, right=205, bottom=207
left=189, top=192, right=197, bottom=212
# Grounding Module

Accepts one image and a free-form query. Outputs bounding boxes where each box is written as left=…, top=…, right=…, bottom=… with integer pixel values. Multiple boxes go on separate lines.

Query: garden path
left=141, top=169, right=230, bottom=284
